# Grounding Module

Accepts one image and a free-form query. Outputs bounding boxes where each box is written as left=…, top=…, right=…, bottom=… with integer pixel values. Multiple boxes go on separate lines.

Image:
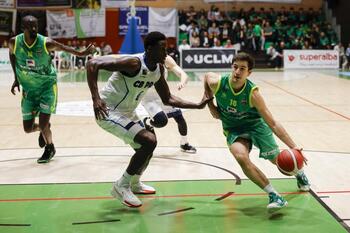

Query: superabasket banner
left=181, top=48, right=236, bottom=70
left=0, top=9, right=16, bottom=36
left=283, top=50, right=339, bottom=69
left=204, top=0, right=301, bottom=2
left=75, top=8, right=106, bottom=38
left=0, top=0, right=14, bottom=8
left=148, top=8, right=177, bottom=37
left=47, top=10, right=76, bottom=38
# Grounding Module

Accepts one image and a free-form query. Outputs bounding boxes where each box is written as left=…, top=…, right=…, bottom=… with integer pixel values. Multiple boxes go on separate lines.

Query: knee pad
left=151, top=111, right=168, bottom=128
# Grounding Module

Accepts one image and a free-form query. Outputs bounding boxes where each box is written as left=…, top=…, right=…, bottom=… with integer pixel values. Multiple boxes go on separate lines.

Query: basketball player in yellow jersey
left=9, top=15, right=95, bottom=163
left=204, top=52, right=310, bottom=211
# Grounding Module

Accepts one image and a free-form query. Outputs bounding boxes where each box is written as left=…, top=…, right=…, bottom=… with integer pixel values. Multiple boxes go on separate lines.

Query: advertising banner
left=283, top=50, right=339, bottom=69
left=101, top=0, right=128, bottom=8
left=75, top=8, right=106, bottom=38
left=47, top=10, right=76, bottom=38
left=0, top=48, right=11, bottom=71
left=119, top=7, right=148, bottom=35
left=0, top=0, right=14, bottom=8
left=17, top=0, right=71, bottom=8
left=204, top=0, right=301, bottom=2
left=148, top=8, right=176, bottom=37
left=181, top=48, right=236, bottom=70
left=0, top=9, right=16, bottom=35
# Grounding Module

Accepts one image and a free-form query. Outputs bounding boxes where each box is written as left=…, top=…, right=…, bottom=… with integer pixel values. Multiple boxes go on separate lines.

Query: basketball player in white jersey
left=141, top=55, right=197, bottom=153
left=86, top=32, right=211, bottom=208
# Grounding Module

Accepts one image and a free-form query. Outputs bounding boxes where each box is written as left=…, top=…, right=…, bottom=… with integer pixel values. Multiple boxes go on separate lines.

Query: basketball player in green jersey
left=9, top=15, right=95, bottom=163
left=204, top=52, right=310, bottom=211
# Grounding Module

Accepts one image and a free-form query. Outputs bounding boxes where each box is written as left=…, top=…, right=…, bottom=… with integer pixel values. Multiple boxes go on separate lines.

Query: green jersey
left=14, top=33, right=56, bottom=92
left=214, top=74, right=262, bottom=130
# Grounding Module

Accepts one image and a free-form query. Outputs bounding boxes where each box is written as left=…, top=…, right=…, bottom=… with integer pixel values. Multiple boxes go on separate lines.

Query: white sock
left=131, top=175, right=141, bottom=185
left=180, top=136, right=188, bottom=145
left=263, top=184, right=279, bottom=195
left=295, top=169, right=305, bottom=177
left=117, top=171, right=132, bottom=186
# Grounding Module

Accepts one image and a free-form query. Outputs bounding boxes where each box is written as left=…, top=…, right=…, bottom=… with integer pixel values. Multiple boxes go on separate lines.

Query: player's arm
left=165, top=55, right=188, bottom=90
left=86, top=56, right=141, bottom=120
left=204, top=72, right=221, bottom=119
left=8, top=37, right=20, bottom=95
left=46, top=38, right=95, bottom=57
left=155, top=64, right=211, bottom=109
left=251, top=89, right=299, bottom=149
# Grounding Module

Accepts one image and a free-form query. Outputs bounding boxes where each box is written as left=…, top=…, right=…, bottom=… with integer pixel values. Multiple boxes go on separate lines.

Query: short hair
left=144, top=31, right=166, bottom=49
left=22, top=15, right=38, bottom=25
left=231, top=52, right=255, bottom=70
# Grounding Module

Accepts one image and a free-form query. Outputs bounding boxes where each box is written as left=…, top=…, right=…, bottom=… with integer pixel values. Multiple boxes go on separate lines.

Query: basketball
left=276, top=149, right=304, bottom=176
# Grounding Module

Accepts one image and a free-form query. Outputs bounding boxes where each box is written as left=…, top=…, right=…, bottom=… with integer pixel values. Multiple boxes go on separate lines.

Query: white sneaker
left=111, top=182, right=142, bottom=208
left=131, top=182, right=156, bottom=194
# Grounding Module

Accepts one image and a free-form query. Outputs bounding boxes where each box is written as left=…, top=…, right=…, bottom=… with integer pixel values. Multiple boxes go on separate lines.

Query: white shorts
left=141, top=88, right=181, bottom=118
left=96, top=109, right=144, bottom=149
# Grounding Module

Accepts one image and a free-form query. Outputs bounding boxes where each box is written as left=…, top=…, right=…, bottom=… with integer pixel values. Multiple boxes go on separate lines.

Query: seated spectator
left=220, top=22, right=233, bottom=44
left=178, top=39, right=191, bottom=52
left=197, top=15, right=208, bottom=31
left=208, top=22, right=220, bottom=37
left=167, top=43, right=180, bottom=64
left=212, top=38, right=222, bottom=49
left=200, top=30, right=211, bottom=47
left=190, top=31, right=200, bottom=48
left=1, top=40, right=8, bottom=48
left=101, top=42, right=112, bottom=55
left=224, top=39, right=234, bottom=48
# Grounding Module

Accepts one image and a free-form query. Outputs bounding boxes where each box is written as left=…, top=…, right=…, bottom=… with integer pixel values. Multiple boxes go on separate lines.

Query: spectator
left=224, top=39, right=234, bottom=48
left=101, top=42, right=112, bottom=55
left=178, top=39, right=190, bottom=52
left=190, top=31, right=200, bottom=48
left=1, top=40, right=8, bottom=48
left=344, top=43, right=350, bottom=70
left=167, top=43, right=180, bottom=64
left=266, top=43, right=283, bottom=69
left=208, top=22, right=220, bottom=37
left=220, top=22, right=233, bottom=44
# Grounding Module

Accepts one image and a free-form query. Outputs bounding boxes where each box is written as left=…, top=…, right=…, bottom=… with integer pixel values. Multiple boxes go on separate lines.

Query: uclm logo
left=300, top=53, right=338, bottom=61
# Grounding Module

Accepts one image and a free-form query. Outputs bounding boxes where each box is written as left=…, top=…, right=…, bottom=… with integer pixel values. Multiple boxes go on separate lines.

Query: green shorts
left=224, top=121, right=279, bottom=160
left=21, top=83, right=58, bottom=120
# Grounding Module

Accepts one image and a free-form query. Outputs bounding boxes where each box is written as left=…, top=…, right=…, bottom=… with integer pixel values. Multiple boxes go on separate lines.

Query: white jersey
left=100, top=53, right=161, bottom=119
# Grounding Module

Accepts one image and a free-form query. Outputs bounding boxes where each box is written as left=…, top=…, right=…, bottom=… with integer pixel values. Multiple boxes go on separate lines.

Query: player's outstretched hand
left=197, top=94, right=214, bottom=109
left=82, top=43, right=96, bottom=56
left=93, top=98, right=109, bottom=120
left=11, top=80, right=20, bottom=95
left=293, top=147, right=308, bottom=165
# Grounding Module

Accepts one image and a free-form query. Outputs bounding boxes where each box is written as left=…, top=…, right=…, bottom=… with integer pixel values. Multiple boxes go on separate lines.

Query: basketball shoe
left=131, top=182, right=156, bottom=194
left=37, top=143, right=55, bottom=164
left=296, top=172, right=310, bottom=191
left=267, top=192, right=288, bottom=211
left=180, top=143, right=197, bottom=154
left=111, top=181, right=142, bottom=208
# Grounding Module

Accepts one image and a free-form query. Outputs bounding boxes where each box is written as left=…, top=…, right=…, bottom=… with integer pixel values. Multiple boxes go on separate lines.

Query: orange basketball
left=276, top=149, right=304, bottom=176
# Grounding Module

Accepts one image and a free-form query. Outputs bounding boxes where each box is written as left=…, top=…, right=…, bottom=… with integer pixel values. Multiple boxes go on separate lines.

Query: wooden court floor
left=0, top=69, right=349, bottom=232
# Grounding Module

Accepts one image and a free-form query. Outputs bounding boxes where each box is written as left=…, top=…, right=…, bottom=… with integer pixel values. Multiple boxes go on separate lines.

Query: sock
left=295, top=169, right=305, bottom=177
left=131, top=175, right=141, bottom=185
left=117, top=171, right=132, bottom=186
left=180, top=136, right=188, bottom=145
left=263, top=184, right=279, bottom=195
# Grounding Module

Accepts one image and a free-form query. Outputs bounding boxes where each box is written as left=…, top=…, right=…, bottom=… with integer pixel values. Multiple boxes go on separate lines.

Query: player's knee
left=140, top=132, right=157, bottom=152
left=151, top=112, right=168, bottom=128
left=23, top=125, right=33, bottom=133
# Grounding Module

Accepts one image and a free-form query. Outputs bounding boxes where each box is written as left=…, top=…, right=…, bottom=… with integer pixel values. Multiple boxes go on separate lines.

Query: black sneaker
left=37, top=144, right=56, bottom=164
left=142, top=117, right=155, bottom=134
left=38, top=123, right=51, bottom=148
left=180, top=143, right=197, bottom=154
